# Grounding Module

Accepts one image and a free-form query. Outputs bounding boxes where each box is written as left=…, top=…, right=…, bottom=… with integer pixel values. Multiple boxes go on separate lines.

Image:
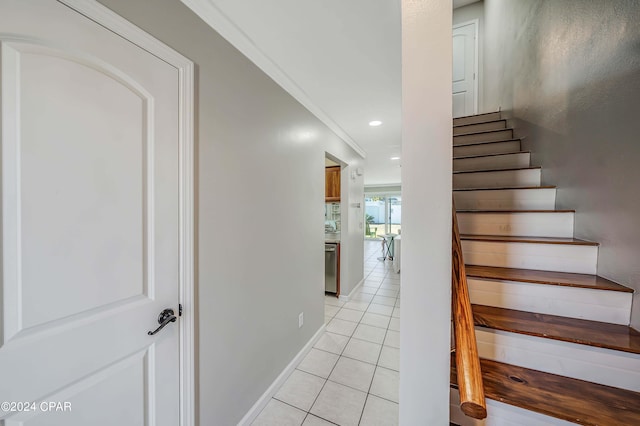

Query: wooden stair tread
left=454, top=150, right=528, bottom=160
left=465, top=265, right=633, bottom=293
left=453, top=111, right=501, bottom=123
left=453, top=118, right=506, bottom=129
left=460, top=234, right=599, bottom=246
left=450, top=355, right=640, bottom=425
left=454, top=138, right=520, bottom=148
left=472, top=304, right=640, bottom=354
left=457, top=209, right=574, bottom=214
left=454, top=128, right=512, bottom=137
left=454, top=185, right=556, bottom=192
left=453, top=166, right=541, bottom=174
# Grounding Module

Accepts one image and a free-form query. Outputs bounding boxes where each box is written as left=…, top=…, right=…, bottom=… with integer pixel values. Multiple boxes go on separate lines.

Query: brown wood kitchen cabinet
left=325, top=166, right=341, bottom=202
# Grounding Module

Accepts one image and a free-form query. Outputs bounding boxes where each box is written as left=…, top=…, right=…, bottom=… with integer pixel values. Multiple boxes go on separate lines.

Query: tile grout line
left=308, top=278, right=378, bottom=425
left=358, top=267, right=398, bottom=425
left=349, top=258, right=400, bottom=424
left=320, top=262, right=390, bottom=425
left=263, top=244, right=397, bottom=426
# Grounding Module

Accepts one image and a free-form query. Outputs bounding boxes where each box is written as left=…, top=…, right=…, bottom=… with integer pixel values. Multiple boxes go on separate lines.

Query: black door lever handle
left=148, top=308, right=177, bottom=336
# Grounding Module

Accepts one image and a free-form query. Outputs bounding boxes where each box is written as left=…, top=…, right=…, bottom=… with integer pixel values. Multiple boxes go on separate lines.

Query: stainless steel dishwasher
left=325, top=243, right=338, bottom=293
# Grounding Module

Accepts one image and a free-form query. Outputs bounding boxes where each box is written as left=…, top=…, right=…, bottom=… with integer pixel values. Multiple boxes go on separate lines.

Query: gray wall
left=482, top=0, right=640, bottom=328
left=98, top=0, right=364, bottom=423
left=453, top=0, right=485, bottom=109
left=400, top=0, right=452, bottom=423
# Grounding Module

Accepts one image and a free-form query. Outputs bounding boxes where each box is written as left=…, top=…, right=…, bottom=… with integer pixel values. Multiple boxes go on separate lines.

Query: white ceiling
left=181, top=1, right=477, bottom=186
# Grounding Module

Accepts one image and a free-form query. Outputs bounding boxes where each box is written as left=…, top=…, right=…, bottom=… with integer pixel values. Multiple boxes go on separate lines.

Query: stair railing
left=452, top=200, right=487, bottom=419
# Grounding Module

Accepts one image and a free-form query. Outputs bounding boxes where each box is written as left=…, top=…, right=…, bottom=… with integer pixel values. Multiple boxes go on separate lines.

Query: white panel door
left=453, top=21, right=477, bottom=118
left=0, top=1, right=180, bottom=425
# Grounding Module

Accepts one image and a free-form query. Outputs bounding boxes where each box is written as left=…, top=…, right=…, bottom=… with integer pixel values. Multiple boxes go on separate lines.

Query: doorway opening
left=453, top=19, right=478, bottom=117
left=365, top=194, right=402, bottom=239
left=324, top=153, right=345, bottom=297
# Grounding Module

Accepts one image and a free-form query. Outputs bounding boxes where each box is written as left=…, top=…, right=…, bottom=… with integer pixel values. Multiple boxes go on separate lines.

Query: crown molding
left=180, top=0, right=366, bottom=158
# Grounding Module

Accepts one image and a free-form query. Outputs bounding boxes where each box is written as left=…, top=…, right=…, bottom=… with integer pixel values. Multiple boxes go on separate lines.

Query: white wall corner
left=339, top=277, right=365, bottom=302
left=400, top=0, right=453, bottom=424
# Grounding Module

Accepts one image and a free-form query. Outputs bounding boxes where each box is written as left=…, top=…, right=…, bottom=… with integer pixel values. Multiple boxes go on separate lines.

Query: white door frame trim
left=56, top=1, right=196, bottom=425
left=452, top=18, right=479, bottom=115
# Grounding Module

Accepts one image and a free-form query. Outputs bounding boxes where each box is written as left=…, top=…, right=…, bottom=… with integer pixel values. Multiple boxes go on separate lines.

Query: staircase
left=449, top=112, right=640, bottom=425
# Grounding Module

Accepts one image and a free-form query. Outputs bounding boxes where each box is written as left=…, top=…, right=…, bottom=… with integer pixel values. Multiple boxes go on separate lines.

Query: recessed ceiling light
left=390, top=156, right=400, bottom=160
left=369, top=120, right=382, bottom=127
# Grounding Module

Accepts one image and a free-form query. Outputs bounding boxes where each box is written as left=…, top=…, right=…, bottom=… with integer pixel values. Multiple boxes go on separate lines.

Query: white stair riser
left=453, top=112, right=502, bottom=126
left=454, top=140, right=521, bottom=157
left=476, top=329, right=640, bottom=392
left=454, top=188, right=556, bottom=211
left=454, top=129, right=513, bottom=145
left=454, top=169, right=541, bottom=189
left=454, top=120, right=507, bottom=135
left=468, top=278, right=632, bottom=325
left=462, top=240, right=598, bottom=274
left=457, top=212, right=574, bottom=238
left=454, top=152, right=530, bottom=172
left=450, top=389, right=574, bottom=426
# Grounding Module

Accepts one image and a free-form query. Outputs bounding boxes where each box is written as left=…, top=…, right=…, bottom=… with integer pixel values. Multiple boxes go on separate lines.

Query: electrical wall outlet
left=298, top=312, right=304, bottom=328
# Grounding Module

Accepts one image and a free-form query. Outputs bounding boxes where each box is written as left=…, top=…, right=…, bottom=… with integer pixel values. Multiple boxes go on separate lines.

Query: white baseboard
left=339, top=277, right=365, bottom=302
left=237, top=324, right=326, bottom=426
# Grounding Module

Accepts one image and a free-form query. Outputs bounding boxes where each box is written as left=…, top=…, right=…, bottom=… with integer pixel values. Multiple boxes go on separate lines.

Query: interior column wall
left=400, top=0, right=453, bottom=424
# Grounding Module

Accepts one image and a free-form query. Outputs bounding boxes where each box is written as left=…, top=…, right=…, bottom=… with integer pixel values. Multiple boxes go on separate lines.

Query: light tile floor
left=252, top=241, right=400, bottom=426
